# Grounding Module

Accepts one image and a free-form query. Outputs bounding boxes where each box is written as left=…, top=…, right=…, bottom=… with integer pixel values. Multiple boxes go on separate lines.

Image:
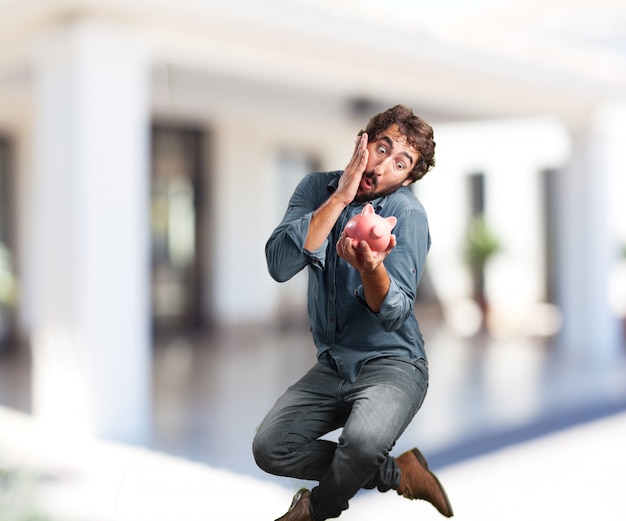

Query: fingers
left=346, top=133, right=368, bottom=172
left=337, top=134, right=369, bottom=205
left=337, top=232, right=396, bottom=274
left=336, top=234, right=350, bottom=260
left=354, top=133, right=368, bottom=167
left=354, top=132, right=368, bottom=152
left=337, top=236, right=375, bottom=271
left=354, top=132, right=366, bottom=151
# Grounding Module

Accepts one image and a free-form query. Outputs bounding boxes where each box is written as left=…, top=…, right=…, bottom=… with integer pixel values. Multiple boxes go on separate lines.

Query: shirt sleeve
left=265, top=173, right=330, bottom=282
left=354, top=205, right=431, bottom=331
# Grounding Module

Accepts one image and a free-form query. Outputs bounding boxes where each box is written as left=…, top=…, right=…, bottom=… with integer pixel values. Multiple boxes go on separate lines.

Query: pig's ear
left=362, top=203, right=375, bottom=215
left=386, top=216, right=397, bottom=230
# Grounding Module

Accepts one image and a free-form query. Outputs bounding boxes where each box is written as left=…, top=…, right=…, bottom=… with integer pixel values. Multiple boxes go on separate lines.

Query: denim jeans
left=252, top=357, right=429, bottom=520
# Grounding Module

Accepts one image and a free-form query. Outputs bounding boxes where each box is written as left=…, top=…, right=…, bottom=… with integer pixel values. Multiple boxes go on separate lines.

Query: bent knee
left=345, top=434, right=389, bottom=466
left=252, top=428, right=284, bottom=474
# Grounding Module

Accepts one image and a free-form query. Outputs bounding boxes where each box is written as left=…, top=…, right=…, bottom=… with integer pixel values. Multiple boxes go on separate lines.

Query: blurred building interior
left=0, top=0, right=625, bottom=480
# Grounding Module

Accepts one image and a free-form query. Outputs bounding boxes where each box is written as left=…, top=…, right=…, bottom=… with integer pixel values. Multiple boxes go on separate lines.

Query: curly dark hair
left=360, top=105, right=435, bottom=182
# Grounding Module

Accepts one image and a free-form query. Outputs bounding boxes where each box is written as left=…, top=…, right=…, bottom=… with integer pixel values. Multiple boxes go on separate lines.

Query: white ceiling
left=1, top=0, right=625, bottom=124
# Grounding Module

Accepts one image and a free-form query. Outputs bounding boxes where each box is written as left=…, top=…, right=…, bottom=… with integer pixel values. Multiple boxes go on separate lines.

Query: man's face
left=354, top=123, right=420, bottom=203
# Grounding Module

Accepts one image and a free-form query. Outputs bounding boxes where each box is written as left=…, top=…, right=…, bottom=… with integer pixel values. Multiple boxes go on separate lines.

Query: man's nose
left=373, top=157, right=391, bottom=175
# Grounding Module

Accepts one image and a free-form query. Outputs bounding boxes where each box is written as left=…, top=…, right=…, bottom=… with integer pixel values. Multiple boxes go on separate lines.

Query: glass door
left=150, top=126, right=204, bottom=334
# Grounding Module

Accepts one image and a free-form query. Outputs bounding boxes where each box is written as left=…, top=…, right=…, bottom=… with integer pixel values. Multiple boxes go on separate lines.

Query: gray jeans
left=252, top=357, right=429, bottom=520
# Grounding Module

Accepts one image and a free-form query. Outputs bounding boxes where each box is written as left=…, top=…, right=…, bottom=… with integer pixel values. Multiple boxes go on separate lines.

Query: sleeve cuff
left=286, top=214, right=328, bottom=270
left=354, top=277, right=404, bottom=317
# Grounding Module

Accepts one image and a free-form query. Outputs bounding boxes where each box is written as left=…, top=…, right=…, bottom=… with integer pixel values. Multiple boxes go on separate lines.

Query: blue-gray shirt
left=266, top=171, right=431, bottom=382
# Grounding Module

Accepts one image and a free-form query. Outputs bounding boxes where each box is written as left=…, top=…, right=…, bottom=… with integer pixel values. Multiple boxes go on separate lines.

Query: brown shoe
left=275, top=488, right=313, bottom=521
left=396, top=448, right=454, bottom=517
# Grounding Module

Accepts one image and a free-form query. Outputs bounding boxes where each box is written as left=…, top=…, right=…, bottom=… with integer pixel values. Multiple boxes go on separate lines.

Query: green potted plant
left=463, top=215, right=501, bottom=320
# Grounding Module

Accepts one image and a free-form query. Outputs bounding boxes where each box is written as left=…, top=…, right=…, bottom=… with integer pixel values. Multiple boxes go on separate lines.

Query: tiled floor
left=2, top=312, right=626, bottom=487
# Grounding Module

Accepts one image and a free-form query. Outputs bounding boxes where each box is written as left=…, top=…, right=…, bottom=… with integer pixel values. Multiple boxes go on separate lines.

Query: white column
left=555, top=106, right=623, bottom=363
left=604, top=103, right=626, bottom=322
left=211, top=119, right=278, bottom=324
left=31, top=21, right=151, bottom=443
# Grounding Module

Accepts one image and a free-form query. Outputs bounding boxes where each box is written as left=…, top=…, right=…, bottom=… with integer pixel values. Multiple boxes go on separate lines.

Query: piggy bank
left=343, top=203, right=397, bottom=252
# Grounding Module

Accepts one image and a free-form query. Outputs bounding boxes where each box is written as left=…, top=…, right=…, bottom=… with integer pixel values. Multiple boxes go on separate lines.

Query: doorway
left=150, top=126, right=206, bottom=335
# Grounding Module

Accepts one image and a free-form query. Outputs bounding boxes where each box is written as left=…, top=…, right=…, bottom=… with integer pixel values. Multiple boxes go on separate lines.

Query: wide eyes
left=376, top=144, right=405, bottom=170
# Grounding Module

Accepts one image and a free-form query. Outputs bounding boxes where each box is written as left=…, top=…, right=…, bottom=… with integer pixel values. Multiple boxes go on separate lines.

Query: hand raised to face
left=335, top=133, right=369, bottom=207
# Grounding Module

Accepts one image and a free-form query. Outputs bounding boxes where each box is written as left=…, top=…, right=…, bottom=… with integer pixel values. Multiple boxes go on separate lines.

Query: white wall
left=207, top=109, right=359, bottom=325
left=422, top=117, right=570, bottom=336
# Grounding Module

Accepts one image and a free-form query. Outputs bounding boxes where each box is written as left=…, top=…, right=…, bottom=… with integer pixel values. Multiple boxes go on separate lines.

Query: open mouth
left=360, top=174, right=376, bottom=191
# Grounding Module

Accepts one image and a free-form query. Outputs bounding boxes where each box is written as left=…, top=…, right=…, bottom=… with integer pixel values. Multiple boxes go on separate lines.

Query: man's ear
left=401, top=178, right=412, bottom=187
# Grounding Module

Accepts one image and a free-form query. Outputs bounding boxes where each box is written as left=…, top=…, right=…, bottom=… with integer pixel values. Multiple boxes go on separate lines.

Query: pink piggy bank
left=343, top=204, right=397, bottom=252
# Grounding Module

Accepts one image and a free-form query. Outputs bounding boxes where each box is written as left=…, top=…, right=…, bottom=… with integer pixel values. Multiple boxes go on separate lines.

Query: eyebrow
left=379, top=135, right=415, bottom=166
